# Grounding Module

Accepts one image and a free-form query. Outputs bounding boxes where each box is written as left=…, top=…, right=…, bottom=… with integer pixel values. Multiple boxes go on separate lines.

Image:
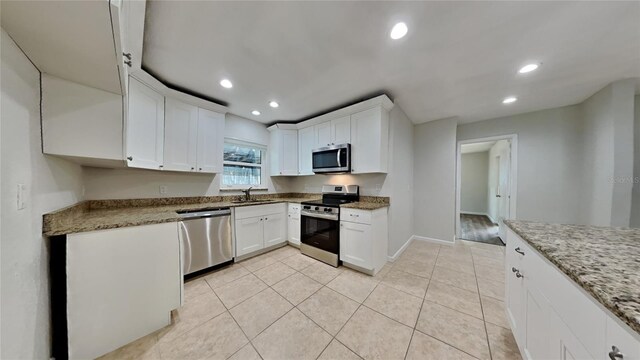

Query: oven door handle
left=301, top=212, right=339, bottom=221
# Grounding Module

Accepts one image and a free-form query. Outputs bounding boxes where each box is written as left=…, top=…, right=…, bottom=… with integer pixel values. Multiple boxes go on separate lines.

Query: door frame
left=455, top=134, right=518, bottom=241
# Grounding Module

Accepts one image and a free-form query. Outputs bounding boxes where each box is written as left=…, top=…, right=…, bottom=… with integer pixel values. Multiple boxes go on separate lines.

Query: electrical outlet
left=17, top=184, right=26, bottom=210
left=159, top=185, right=168, bottom=195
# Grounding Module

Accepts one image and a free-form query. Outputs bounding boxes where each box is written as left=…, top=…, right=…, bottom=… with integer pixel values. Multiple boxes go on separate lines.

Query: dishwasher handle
left=178, top=208, right=231, bottom=219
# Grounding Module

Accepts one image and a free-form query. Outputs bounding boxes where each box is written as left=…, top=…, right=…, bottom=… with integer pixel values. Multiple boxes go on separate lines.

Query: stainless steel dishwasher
left=177, top=208, right=233, bottom=275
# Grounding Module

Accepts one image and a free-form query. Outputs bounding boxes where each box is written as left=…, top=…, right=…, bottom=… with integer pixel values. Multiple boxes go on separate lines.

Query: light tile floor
left=99, top=240, right=521, bottom=360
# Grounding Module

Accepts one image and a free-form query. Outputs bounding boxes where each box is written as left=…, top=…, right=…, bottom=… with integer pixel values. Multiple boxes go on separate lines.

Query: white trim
left=387, top=236, right=414, bottom=262
left=455, top=134, right=518, bottom=239
left=411, top=235, right=455, bottom=246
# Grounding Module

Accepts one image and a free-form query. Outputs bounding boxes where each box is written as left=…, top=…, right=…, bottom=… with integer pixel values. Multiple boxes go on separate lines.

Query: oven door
left=312, top=144, right=350, bottom=173
left=301, top=214, right=339, bottom=254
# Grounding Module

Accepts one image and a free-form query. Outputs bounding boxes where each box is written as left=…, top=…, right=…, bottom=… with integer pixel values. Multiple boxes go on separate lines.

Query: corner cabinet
left=126, top=77, right=165, bottom=170
left=505, top=229, right=640, bottom=360
left=340, top=207, right=388, bottom=275
left=234, top=204, right=287, bottom=257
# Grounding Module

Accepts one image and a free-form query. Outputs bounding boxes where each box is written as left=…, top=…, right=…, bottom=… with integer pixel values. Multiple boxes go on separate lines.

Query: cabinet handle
left=515, top=247, right=525, bottom=256
left=123, top=52, right=132, bottom=60
left=265, top=217, right=268, bottom=221
left=127, top=156, right=133, bottom=161
left=159, top=165, right=164, bottom=168
left=199, top=168, right=202, bottom=171
left=124, top=60, right=132, bottom=67
left=191, top=167, right=195, bottom=170
left=511, top=267, right=523, bottom=278
left=609, top=346, right=624, bottom=359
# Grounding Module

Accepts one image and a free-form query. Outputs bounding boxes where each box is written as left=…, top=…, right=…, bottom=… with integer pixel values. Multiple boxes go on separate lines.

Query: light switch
left=17, top=184, right=26, bottom=210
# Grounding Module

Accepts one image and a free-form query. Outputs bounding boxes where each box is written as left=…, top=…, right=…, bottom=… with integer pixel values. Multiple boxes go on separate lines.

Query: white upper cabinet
left=196, top=108, right=225, bottom=173
left=270, top=127, right=298, bottom=176
left=298, top=127, right=315, bottom=176
left=315, top=122, right=332, bottom=148
left=126, top=77, right=165, bottom=170
left=350, top=106, right=389, bottom=174
left=164, top=98, right=198, bottom=172
left=330, top=116, right=351, bottom=145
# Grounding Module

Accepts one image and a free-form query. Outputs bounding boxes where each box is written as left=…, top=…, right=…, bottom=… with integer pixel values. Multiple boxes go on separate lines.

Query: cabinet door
left=281, top=130, right=299, bottom=175
left=350, top=107, right=385, bottom=173
left=506, top=249, right=525, bottom=345
left=196, top=108, right=224, bottom=173
left=550, top=310, right=594, bottom=360
left=331, top=116, right=351, bottom=145
left=524, top=283, right=551, bottom=360
left=340, top=221, right=372, bottom=269
left=605, top=317, right=640, bottom=360
left=264, top=212, right=286, bottom=247
left=235, top=217, right=264, bottom=256
left=164, top=98, right=198, bottom=172
left=126, top=77, right=165, bottom=170
left=298, top=127, right=315, bottom=175
left=316, top=122, right=332, bottom=148
left=287, top=204, right=301, bottom=245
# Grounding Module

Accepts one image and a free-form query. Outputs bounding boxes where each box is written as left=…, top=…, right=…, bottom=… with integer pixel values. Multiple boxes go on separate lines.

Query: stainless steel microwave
left=312, top=143, right=351, bottom=174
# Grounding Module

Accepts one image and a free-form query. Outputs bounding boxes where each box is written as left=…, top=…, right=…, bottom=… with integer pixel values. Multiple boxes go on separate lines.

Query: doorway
left=455, top=135, right=517, bottom=246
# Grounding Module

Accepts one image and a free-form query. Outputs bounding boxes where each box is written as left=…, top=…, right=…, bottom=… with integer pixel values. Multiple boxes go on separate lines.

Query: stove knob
left=315, top=207, right=320, bottom=211
left=324, top=208, right=332, bottom=212
left=303, top=206, right=311, bottom=210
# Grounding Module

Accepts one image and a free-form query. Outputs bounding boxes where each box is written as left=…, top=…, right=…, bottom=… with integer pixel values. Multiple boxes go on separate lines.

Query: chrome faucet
left=242, top=187, right=253, bottom=202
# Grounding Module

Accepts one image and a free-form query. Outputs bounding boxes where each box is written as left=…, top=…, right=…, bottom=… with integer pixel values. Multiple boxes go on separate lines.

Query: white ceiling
left=142, top=1, right=640, bottom=124
left=461, top=141, right=496, bottom=154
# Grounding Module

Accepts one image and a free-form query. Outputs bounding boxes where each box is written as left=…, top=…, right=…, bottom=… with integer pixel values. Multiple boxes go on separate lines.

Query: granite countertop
left=43, top=194, right=390, bottom=236
left=505, top=220, right=640, bottom=334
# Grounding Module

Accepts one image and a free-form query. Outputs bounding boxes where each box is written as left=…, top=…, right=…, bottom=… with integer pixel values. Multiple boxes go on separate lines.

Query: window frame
left=221, top=139, right=267, bottom=190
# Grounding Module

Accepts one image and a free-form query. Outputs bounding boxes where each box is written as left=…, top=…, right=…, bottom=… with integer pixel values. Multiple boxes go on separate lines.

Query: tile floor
left=99, top=240, right=521, bottom=360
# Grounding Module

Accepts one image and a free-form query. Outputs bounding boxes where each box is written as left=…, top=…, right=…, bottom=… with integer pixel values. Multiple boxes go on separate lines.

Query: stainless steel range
left=300, top=185, right=359, bottom=267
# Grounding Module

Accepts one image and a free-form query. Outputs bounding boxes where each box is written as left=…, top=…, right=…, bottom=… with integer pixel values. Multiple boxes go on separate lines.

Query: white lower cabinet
left=62, top=222, right=181, bottom=359
left=339, top=207, right=388, bottom=275
left=287, top=203, right=301, bottom=245
left=234, top=204, right=287, bottom=257
left=235, top=216, right=264, bottom=256
left=506, top=229, right=640, bottom=360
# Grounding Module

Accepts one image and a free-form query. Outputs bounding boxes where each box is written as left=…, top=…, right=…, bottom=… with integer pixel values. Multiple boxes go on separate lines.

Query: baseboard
left=387, top=236, right=414, bottom=262
left=412, top=235, right=455, bottom=246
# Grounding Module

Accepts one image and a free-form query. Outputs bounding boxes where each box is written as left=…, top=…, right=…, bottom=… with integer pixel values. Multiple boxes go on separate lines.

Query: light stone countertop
left=43, top=194, right=390, bottom=236
left=505, top=220, right=640, bottom=335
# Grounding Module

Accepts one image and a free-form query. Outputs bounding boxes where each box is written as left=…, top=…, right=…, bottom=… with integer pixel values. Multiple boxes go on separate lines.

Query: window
left=222, top=142, right=265, bottom=188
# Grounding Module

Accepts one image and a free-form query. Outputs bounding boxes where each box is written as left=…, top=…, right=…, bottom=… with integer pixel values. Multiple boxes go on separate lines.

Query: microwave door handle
left=337, top=149, right=342, bottom=167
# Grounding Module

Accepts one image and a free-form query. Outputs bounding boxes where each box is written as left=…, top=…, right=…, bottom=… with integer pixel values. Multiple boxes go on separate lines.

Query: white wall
left=413, top=118, right=457, bottom=242
left=83, top=114, right=291, bottom=199
left=287, top=106, right=415, bottom=256
left=458, top=105, right=585, bottom=225
left=1, top=29, right=85, bottom=360
left=580, top=79, right=636, bottom=227
left=460, top=152, right=489, bottom=214
left=631, top=95, right=640, bottom=228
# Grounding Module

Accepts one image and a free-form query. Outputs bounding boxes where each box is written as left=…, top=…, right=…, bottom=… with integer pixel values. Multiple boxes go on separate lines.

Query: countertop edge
left=504, top=220, right=640, bottom=335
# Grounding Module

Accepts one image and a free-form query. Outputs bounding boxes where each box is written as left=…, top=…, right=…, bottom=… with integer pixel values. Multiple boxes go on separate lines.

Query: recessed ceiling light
left=269, top=101, right=279, bottom=108
left=251, top=110, right=261, bottom=116
left=390, top=22, right=408, bottom=40
left=518, top=63, right=539, bottom=74
left=219, top=79, right=233, bottom=88
left=502, top=96, right=518, bottom=104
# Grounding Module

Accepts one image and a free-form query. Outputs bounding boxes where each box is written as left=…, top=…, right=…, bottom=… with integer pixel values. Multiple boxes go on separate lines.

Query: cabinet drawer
left=288, top=203, right=301, bottom=215
left=340, top=209, right=371, bottom=224
left=235, top=203, right=286, bottom=220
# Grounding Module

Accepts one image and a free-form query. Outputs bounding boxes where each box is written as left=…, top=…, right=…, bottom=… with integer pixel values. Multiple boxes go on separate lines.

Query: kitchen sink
left=231, top=199, right=276, bottom=204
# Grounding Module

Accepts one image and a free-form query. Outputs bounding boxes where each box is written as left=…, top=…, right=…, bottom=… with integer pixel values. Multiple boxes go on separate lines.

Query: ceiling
left=461, top=141, right=496, bottom=154
left=142, top=1, right=640, bottom=124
